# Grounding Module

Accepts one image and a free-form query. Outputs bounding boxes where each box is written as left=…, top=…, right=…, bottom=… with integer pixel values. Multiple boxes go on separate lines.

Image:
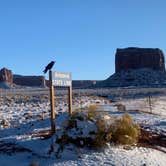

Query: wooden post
left=68, top=86, right=72, bottom=115
left=148, top=95, right=152, bottom=113
left=49, top=70, right=55, bottom=134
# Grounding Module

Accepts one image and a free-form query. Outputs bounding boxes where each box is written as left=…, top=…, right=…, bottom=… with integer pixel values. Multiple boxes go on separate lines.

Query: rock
left=0, top=68, right=13, bottom=84
left=101, top=68, right=166, bottom=87
left=115, top=47, right=165, bottom=73
left=13, top=75, right=46, bottom=87
left=1, top=119, right=11, bottom=128
left=97, top=47, right=166, bottom=87
left=0, top=68, right=47, bottom=88
left=36, top=113, right=47, bottom=120
left=72, top=80, right=97, bottom=88
left=0, top=115, right=3, bottom=120
left=24, top=113, right=33, bottom=119
left=115, top=104, right=126, bottom=112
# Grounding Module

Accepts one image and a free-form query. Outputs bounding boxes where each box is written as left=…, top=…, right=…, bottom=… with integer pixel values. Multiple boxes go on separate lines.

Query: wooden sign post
left=52, top=71, right=72, bottom=116
left=49, top=71, right=72, bottom=134
left=49, top=70, right=55, bottom=134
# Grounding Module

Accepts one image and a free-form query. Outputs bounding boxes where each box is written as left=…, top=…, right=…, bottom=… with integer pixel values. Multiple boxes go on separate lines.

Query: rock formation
left=0, top=68, right=13, bottom=84
left=13, top=75, right=46, bottom=87
left=115, top=47, right=165, bottom=73
left=46, top=80, right=97, bottom=88
left=98, top=47, right=166, bottom=87
left=0, top=67, right=46, bottom=88
left=72, top=80, right=97, bottom=88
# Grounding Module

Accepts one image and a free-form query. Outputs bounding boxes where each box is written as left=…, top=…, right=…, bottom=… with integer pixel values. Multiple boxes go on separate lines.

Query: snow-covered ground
left=100, top=104, right=166, bottom=136
left=0, top=144, right=165, bottom=166
left=117, top=96, right=166, bottom=116
left=0, top=92, right=166, bottom=166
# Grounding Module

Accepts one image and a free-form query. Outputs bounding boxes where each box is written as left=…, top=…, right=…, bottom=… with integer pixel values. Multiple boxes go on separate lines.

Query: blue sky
left=0, top=0, right=166, bottom=80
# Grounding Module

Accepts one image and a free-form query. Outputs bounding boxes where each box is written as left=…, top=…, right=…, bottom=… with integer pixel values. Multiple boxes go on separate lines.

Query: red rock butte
left=115, top=47, right=165, bottom=73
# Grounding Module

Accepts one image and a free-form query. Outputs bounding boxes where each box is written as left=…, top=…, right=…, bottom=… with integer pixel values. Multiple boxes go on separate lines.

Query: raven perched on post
left=43, top=61, right=55, bottom=74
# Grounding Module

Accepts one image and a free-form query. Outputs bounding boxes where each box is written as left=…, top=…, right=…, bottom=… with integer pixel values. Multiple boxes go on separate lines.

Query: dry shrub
left=92, top=118, right=112, bottom=148
left=73, top=104, right=99, bottom=120
left=29, top=163, right=39, bottom=166
left=87, top=104, right=99, bottom=120
left=71, top=110, right=87, bottom=122
left=56, top=107, right=140, bottom=152
left=111, top=114, right=140, bottom=145
left=116, top=104, right=126, bottom=112
left=88, top=104, right=98, bottom=112
left=92, top=113, right=115, bottom=148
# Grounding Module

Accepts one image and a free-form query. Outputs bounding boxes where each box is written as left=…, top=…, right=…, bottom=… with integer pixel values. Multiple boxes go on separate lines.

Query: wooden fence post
left=148, top=95, right=152, bottom=113
left=68, top=86, right=72, bottom=115
left=49, top=70, right=55, bottom=134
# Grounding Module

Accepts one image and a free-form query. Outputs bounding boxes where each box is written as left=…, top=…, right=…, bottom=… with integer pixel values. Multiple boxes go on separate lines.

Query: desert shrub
left=56, top=111, right=97, bottom=147
left=92, top=118, right=112, bottom=148
left=72, top=105, right=98, bottom=121
left=116, top=103, right=126, bottom=112
left=111, top=114, right=140, bottom=145
left=87, top=104, right=99, bottom=120
left=88, top=104, right=98, bottom=112
left=85, top=105, right=101, bottom=121
left=54, top=110, right=140, bottom=157
left=56, top=107, right=110, bottom=149
left=71, top=110, right=88, bottom=122
left=29, top=163, right=39, bottom=166
left=67, top=107, right=113, bottom=148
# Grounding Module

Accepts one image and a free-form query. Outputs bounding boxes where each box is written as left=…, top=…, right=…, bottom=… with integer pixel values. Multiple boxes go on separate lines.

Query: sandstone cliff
left=98, top=47, right=166, bottom=87
left=13, top=75, right=46, bottom=87
left=0, top=67, right=46, bottom=88
left=0, top=68, right=13, bottom=84
left=115, top=47, right=165, bottom=73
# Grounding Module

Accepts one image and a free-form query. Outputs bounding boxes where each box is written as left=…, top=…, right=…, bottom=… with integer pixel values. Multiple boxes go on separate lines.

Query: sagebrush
left=111, top=114, right=140, bottom=145
left=55, top=106, right=140, bottom=151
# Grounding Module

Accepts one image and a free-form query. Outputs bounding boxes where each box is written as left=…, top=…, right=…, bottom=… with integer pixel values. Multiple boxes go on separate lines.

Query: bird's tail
left=43, top=69, right=47, bottom=74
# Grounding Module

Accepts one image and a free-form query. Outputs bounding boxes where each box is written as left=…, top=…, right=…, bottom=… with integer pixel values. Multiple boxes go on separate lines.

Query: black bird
left=43, top=61, right=55, bottom=74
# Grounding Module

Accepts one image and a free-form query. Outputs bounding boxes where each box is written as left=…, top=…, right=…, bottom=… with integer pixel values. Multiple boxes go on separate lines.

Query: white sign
left=52, top=71, right=72, bottom=87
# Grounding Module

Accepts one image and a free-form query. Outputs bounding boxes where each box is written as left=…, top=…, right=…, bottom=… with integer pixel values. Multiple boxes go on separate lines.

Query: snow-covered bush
left=54, top=108, right=140, bottom=156
left=55, top=105, right=113, bottom=148
left=92, top=117, right=112, bottom=148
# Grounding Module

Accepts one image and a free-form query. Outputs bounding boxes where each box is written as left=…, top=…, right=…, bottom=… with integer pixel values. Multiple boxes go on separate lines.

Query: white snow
left=118, top=96, right=166, bottom=116
left=0, top=92, right=165, bottom=166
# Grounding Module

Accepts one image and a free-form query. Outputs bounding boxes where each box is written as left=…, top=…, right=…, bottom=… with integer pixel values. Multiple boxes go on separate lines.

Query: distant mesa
left=0, top=67, right=96, bottom=89
left=115, top=47, right=165, bottom=73
left=99, top=47, right=166, bottom=87
left=13, top=75, right=46, bottom=87
left=0, top=68, right=46, bottom=88
left=1, top=47, right=166, bottom=89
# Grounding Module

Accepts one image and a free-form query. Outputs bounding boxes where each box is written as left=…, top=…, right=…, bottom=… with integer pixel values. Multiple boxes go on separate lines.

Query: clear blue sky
left=0, top=0, right=166, bottom=80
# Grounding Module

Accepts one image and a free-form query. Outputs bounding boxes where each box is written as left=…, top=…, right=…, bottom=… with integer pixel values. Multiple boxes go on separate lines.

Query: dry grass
left=111, top=114, right=140, bottom=145
left=87, top=104, right=99, bottom=120
left=92, top=118, right=112, bottom=148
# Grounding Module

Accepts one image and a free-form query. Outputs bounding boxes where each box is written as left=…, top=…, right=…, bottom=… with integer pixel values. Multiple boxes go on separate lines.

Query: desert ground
left=0, top=87, right=165, bottom=166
